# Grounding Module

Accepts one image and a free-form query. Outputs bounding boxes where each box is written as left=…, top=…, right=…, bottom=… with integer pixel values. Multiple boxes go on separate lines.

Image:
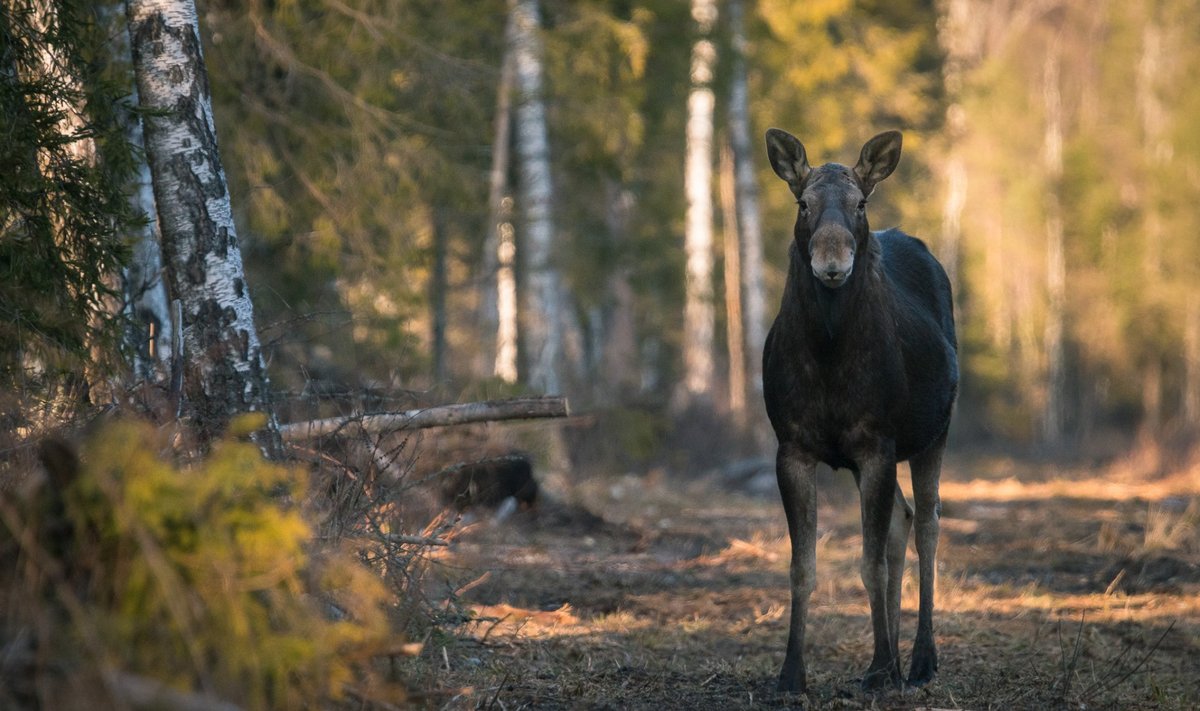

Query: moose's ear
left=853, top=130, right=902, bottom=195
left=766, top=128, right=810, bottom=188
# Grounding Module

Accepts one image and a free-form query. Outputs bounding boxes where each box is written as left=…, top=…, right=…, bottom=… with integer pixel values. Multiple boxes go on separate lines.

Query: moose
left=762, top=128, right=958, bottom=693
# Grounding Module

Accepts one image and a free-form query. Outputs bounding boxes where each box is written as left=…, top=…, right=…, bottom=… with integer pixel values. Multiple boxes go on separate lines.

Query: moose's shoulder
left=874, top=227, right=931, bottom=255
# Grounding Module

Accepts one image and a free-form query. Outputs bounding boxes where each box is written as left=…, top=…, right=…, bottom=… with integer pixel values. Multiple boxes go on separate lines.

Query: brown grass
left=400, top=450, right=1200, bottom=710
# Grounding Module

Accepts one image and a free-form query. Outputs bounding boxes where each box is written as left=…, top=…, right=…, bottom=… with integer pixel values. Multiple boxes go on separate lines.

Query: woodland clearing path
left=421, top=455, right=1200, bottom=710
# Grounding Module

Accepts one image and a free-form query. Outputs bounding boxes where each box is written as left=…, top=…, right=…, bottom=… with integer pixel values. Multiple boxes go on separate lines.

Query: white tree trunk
left=727, top=0, right=766, bottom=410
left=680, top=0, right=718, bottom=405
left=126, top=0, right=277, bottom=447
left=100, top=3, right=174, bottom=384
left=510, top=0, right=563, bottom=394
left=495, top=220, right=519, bottom=383
left=124, top=144, right=175, bottom=383
left=121, top=86, right=174, bottom=383
left=481, top=16, right=516, bottom=380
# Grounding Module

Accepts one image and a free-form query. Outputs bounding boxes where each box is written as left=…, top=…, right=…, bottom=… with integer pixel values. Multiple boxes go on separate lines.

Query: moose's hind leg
left=855, top=454, right=905, bottom=691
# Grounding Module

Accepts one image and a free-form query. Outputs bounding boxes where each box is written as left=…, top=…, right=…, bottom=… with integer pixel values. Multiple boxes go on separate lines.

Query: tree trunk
left=1136, top=15, right=1168, bottom=434
left=126, top=0, right=278, bottom=450
left=495, top=220, right=519, bottom=384
left=936, top=0, right=973, bottom=292
left=480, top=18, right=516, bottom=380
left=679, top=0, right=718, bottom=407
left=600, top=184, right=639, bottom=401
left=727, top=0, right=766, bottom=411
left=510, top=0, right=563, bottom=394
left=720, top=142, right=746, bottom=421
left=431, top=210, right=448, bottom=384
left=114, top=19, right=173, bottom=384
left=1185, top=295, right=1200, bottom=425
left=1041, top=45, right=1066, bottom=445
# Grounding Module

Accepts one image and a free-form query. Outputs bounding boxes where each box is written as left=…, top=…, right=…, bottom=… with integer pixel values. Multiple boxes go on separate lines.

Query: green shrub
left=4, top=417, right=403, bottom=709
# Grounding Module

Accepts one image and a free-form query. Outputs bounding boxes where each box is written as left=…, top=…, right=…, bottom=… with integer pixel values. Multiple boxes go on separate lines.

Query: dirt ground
left=409, top=449, right=1200, bottom=710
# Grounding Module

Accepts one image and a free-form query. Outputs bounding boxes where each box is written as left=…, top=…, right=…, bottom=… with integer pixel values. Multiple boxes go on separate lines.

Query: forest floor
left=408, top=447, right=1200, bottom=710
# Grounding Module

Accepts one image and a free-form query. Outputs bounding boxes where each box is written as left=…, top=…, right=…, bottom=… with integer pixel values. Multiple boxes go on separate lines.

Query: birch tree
left=483, top=16, right=517, bottom=383
left=680, top=0, right=718, bottom=406
left=510, top=0, right=563, bottom=394
left=126, top=0, right=277, bottom=447
left=113, top=23, right=173, bottom=384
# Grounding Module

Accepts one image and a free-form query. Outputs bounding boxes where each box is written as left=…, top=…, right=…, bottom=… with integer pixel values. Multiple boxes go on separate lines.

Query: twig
left=1080, top=620, right=1176, bottom=702
left=485, top=671, right=511, bottom=710
left=384, top=533, right=450, bottom=547
left=278, top=396, right=569, bottom=442
left=1063, top=612, right=1085, bottom=702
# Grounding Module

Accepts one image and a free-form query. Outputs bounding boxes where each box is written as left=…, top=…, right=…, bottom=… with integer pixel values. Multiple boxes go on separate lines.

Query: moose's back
left=876, top=228, right=958, bottom=460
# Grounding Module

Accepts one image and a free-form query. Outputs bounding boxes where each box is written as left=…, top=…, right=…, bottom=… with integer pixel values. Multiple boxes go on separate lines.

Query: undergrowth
left=0, top=415, right=421, bottom=709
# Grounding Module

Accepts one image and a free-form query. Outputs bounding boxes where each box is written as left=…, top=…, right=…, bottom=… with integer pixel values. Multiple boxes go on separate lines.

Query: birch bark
left=482, top=14, right=516, bottom=381
left=510, top=0, right=563, bottom=394
left=126, top=0, right=277, bottom=447
left=680, top=0, right=718, bottom=405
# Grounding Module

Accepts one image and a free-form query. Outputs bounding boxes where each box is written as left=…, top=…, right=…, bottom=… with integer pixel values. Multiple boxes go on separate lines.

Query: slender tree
left=680, top=0, right=718, bottom=406
left=1042, top=42, right=1066, bottom=444
left=112, top=21, right=173, bottom=385
left=936, top=0, right=973, bottom=292
left=510, top=0, right=563, bottom=394
left=126, top=0, right=277, bottom=448
left=1136, top=12, right=1168, bottom=434
left=727, top=0, right=765, bottom=414
left=483, top=16, right=517, bottom=383
left=720, top=142, right=745, bottom=420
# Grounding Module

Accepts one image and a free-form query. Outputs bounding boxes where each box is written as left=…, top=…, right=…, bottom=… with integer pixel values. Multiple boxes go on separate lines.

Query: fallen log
left=278, top=396, right=569, bottom=443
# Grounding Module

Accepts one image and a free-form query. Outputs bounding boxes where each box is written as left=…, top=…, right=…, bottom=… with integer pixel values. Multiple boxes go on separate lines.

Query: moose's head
left=765, top=129, right=902, bottom=289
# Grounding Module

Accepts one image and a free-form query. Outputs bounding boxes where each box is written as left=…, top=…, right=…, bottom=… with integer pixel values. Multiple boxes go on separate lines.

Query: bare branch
left=278, top=396, right=570, bottom=442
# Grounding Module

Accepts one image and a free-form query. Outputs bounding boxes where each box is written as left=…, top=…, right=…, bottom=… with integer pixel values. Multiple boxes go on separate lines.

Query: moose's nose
left=814, top=265, right=851, bottom=288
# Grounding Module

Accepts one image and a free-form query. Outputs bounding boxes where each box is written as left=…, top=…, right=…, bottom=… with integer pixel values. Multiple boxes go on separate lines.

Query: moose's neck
left=789, top=234, right=884, bottom=344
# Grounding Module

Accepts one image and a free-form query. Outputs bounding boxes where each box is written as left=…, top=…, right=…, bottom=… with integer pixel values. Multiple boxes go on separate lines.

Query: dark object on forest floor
left=762, top=128, right=958, bottom=693
left=440, top=454, right=538, bottom=511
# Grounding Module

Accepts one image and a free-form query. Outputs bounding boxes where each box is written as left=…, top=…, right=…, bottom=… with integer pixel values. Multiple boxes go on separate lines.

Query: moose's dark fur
left=762, top=128, right=958, bottom=693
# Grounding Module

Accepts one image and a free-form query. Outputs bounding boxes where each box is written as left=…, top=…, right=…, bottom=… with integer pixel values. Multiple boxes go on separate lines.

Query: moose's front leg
left=856, top=447, right=904, bottom=691
left=776, top=443, right=819, bottom=693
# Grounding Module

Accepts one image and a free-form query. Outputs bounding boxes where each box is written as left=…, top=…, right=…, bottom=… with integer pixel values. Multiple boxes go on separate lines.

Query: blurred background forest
left=5, top=0, right=1200, bottom=460
left=4, top=1, right=1200, bottom=708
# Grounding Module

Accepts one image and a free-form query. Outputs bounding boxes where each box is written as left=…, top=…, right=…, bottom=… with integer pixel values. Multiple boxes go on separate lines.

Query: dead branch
left=278, top=396, right=569, bottom=443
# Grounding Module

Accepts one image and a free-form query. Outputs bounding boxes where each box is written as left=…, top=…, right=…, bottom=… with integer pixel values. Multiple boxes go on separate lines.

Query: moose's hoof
left=776, top=667, right=807, bottom=694
left=907, top=649, right=938, bottom=688
left=860, top=664, right=903, bottom=693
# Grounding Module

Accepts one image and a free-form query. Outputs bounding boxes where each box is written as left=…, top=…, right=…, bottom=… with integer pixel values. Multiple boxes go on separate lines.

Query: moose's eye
left=798, top=199, right=809, bottom=213
left=857, top=199, right=868, bottom=213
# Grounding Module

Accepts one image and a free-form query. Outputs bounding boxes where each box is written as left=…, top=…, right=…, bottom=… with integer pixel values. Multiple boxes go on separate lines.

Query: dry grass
left=401, top=450, right=1200, bottom=710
